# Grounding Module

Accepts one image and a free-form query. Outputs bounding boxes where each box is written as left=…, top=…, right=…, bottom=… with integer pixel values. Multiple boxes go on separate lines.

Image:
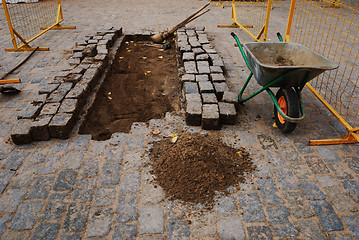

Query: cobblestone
left=166, top=200, right=188, bottom=220
left=32, top=223, right=60, bottom=240
left=329, top=163, right=355, bottom=179
left=342, top=180, right=359, bottom=202
left=31, top=115, right=52, bottom=141
left=284, top=191, right=314, bottom=218
left=0, top=171, right=15, bottom=194
left=192, top=212, right=216, bottom=238
left=123, top=151, right=142, bottom=170
left=73, top=178, right=96, bottom=201
left=10, top=201, right=43, bottom=230
left=267, top=205, right=298, bottom=237
left=181, top=74, right=195, bottom=82
left=113, top=224, right=137, bottom=239
left=100, top=162, right=121, bottom=185
left=343, top=215, right=359, bottom=239
left=219, top=218, right=245, bottom=240
left=198, top=81, right=214, bottom=93
left=311, top=200, right=343, bottom=232
left=119, top=172, right=141, bottom=195
left=247, top=226, right=273, bottom=240
left=117, top=196, right=138, bottom=223
left=142, top=184, right=164, bottom=205
left=82, top=156, right=100, bottom=177
left=41, top=200, right=66, bottom=222
left=11, top=119, right=32, bottom=145
left=317, top=146, right=341, bottom=162
left=63, top=151, right=84, bottom=170
left=0, top=1, right=357, bottom=239
left=305, top=155, right=330, bottom=174
left=63, top=203, right=90, bottom=232
left=168, top=221, right=190, bottom=240
left=95, top=186, right=116, bottom=207
left=2, top=150, right=29, bottom=170
left=3, top=230, right=31, bottom=240
left=238, top=193, right=265, bottom=222
left=196, top=74, right=209, bottom=82
left=53, top=170, right=78, bottom=191
left=345, top=156, right=359, bottom=173
left=316, top=175, right=339, bottom=188
left=87, top=207, right=113, bottom=237
left=105, top=145, right=124, bottom=162
left=329, top=232, right=355, bottom=240
left=257, top=179, right=284, bottom=204
left=202, top=104, right=219, bottom=130
left=140, top=206, right=164, bottom=234
left=298, top=219, right=327, bottom=240
left=324, top=186, right=357, bottom=212
left=214, top=196, right=237, bottom=217
left=0, top=189, right=27, bottom=212
left=27, top=176, right=54, bottom=199
left=299, top=180, right=326, bottom=200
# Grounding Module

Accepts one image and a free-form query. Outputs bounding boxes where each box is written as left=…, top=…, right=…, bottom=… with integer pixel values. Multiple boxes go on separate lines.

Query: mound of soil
left=150, top=133, right=256, bottom=207
left=80, top=38, right=179, bottom=140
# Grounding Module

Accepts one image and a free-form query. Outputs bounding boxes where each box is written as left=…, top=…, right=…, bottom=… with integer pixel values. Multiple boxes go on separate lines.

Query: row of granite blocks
left=178, top=27, right=238, bottom=130
left=11, top=28, right=123, bottom=145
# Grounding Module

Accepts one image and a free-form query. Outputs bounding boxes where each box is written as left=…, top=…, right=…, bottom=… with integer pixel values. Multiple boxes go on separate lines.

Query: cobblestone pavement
left=0, top=0, right=358, bottom=239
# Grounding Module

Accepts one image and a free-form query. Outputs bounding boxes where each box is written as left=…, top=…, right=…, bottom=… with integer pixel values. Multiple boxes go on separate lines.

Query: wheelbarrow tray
left=243, top=42, right=339, bottom=87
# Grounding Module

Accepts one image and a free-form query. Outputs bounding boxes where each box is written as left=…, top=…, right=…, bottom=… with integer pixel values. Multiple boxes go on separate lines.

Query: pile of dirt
left=80, top=38, right=179, bottom=140
left=149, top=133, right=256, bottom=207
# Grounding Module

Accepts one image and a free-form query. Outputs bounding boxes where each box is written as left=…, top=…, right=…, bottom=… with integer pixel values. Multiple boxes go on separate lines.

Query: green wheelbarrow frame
left=231, top=32, right=339, bottom=127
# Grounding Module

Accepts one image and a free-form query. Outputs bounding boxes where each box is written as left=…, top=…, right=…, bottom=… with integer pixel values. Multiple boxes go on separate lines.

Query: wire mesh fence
left=2, top=0, right=74, bottom=51
left=5, top=0, right=58, bottom=47
left=218, top=0, right=273, bottom=41
left=287, top=0, right=359, bottom=130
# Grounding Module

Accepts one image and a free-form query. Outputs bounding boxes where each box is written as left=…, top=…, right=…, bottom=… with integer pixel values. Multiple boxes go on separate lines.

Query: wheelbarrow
left=231, top=32, right=339, bottom=133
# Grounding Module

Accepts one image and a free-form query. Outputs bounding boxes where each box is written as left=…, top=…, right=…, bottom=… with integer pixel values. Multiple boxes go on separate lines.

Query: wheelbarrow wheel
left=274, top=87, right=299, bottom=133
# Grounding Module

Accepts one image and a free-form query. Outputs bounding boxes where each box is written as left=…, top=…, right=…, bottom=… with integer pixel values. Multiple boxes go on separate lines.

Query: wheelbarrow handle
left=231, top=32, right=252, bottom=72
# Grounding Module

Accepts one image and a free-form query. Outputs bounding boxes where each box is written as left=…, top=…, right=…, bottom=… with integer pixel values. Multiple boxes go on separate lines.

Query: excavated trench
left=79, top=35, right=180, bottom=140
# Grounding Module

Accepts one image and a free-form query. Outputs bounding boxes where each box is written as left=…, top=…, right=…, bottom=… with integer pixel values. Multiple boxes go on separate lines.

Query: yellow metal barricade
left=285, top=0, right=359, bottom=145
left=218, top=0, right=273, bottom=42
left=2, top=0, right=75, bottom=52
left=210, top=0, right=280, bottom=8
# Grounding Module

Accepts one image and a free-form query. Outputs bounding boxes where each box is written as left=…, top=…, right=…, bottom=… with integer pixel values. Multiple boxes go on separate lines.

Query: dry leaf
left=171, top=134, right=178, bottom=143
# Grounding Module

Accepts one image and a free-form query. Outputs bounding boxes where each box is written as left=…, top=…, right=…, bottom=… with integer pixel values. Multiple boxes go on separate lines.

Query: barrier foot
left=321, top=4, right=342, bottom=7
left=0, top=79, right=21, bottom=84
left=218, top=23, right=240, bottom=28
left=309, top=132, right=359, bottom=146
left=5, top=47, right=49, bottom=52
left=41, top=24, right=76, bottom=30
left=218, top=23, right=254, bottom=28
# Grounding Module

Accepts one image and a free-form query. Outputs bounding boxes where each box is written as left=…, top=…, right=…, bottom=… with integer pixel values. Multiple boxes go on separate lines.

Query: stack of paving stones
left=10, top=28, right=123, bottom=145
left=178, top=27, right=238, bottom=130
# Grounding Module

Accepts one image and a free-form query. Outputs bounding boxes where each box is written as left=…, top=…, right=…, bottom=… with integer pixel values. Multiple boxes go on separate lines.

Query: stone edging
left=178, top=27, right=239, bottom=130
left=11, top=28, right=123, bottom=145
